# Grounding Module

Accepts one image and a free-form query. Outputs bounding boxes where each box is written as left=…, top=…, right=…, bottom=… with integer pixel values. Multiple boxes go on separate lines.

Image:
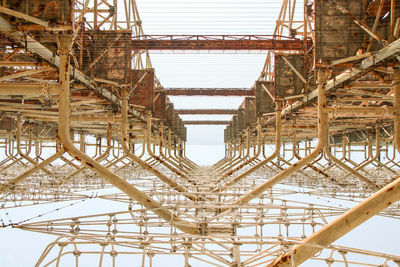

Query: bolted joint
left=325, top=257, right=335, bottom=264
left=198, top=222, right=208, bottom=236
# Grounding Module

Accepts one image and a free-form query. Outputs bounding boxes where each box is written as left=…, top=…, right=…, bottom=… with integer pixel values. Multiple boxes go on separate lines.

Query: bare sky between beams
left=133, top=0, right=305, bottom=146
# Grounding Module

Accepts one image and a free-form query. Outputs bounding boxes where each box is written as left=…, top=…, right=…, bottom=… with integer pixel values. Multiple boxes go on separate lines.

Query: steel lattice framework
left=1, top=0, right=400, bottom=266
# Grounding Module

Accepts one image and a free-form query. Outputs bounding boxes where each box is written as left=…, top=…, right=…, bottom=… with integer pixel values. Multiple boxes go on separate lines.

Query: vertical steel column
left=267, top=67, right=400, bottom=266
left=145, top=110, right=191, bottom=178
left=228, top=69, right=327, bottom=205
left=268, top=166, right=400, bottom=266
left=394, top=66, right=400, bottom=154
left=213, top=102, right=282, bottom=193
left=220, top=123, right=262, bottom=179
left=57, top=34, right=197, bottom=234
left=120, top=88, right=199, bottom=201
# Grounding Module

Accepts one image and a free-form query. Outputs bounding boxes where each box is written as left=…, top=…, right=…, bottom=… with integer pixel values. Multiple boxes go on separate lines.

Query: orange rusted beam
left=133, top=35, right=306, bottom=50
left=177, top=109, right=237, bottom=115
left=183, top=121, right=230, bottom=125
left=164, top=88, right=254, bottom=96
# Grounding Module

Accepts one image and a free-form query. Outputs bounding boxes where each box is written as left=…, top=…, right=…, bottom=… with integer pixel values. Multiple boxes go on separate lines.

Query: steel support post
left=215, top=101, right=282, bottom=193
left=231, top=69, right=327, bottom=206
left=394, top=66, right=400, bottom=154
left=120, top=88, right=199, bottom=202
left=267, top=66, right=400, bottom=266
left=268, top=167, right=400, bottom=266
left=144, top=111, right=191, bottom=178
left=56, top=34, right=198, bottom=235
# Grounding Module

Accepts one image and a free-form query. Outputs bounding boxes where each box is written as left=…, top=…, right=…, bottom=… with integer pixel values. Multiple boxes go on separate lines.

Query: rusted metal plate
left=238, top=107, right=245, bottom=132
left=182, top=127, right=187, bottom=142
left=224, top=128, right=227, bottom=143
left=227, top=124, right=232, bottom=142
left=183, top=121, right=230, bottom=125
left=178, top=118, right=185, bottom=140
left=367, top=0, right=391, bottom=16
left=133, top=35, right=306, bottom=51
left=244, top=97, right=256, bottom=127
left=5, top=0, right=72, bottom=25
left=164, top=88, right=253, bottom=96
left=130, top=69, right=154, bottom=110
left=0, top=117, right=15, bottom=132
left=0, top=118, right=57, bottom=137
left=315, top=0, right=365, bottom=62
left=232, top=115, right=238, bottom=138
left=176, top=109, right=237, bottom=115
left=165, top=103, right=174, bottom=127
left=274, top=54, right=305, bottom=97
left=255, top=81, right=274, bottom=116
left=91, top=31, right=132, bottom=83
left=153, top=91, right=166, bottom=119
left=172, top=111, right=179, bottom=132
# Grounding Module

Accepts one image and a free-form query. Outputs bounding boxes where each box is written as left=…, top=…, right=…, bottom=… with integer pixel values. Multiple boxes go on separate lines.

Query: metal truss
left=1, top=0, right=400, bottom=266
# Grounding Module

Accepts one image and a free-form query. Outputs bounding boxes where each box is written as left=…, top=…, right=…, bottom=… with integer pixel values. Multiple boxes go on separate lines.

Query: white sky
left=135, top=0, right=283, bottom=35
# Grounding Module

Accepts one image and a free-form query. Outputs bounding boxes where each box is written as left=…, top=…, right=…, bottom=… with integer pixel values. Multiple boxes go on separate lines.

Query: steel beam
left=176, top=109, right=237, bottom=115
left=133, top=35, right=306, bottom=50
left=164, top=88, right=254, bottom=96
left=183, top=121, right=230, bottom=125
left=0, top=6, right=49, bottom=27
left=230, top=69, right=328, bottom=206
left=0, top=15, right=148, bottom=123
left=215, top=104, right=281, bottom=193
left=56, top=34, right=199, bottom=235
left=268, top=174, right=400, bottom=266
left=0, top=67, right=52, bottom=82
left=0, top=61, right=46, bottom=67
left=278, top=36, right=400, bottom=122
left=0, top=83, right=59, bottom=96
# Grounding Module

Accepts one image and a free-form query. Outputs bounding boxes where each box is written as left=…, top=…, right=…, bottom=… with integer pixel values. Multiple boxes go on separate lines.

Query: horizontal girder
left=177, top=109, right=237, bottom=115
left=164, top=88, right=254, bottom=96
left=133, top=35, right=306, bottom=50
left=183, top=120, right=230, bottom=125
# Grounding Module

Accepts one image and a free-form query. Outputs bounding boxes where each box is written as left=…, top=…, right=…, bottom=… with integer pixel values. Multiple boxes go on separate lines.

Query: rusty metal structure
left=1, top=0, right=400, bottom=266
